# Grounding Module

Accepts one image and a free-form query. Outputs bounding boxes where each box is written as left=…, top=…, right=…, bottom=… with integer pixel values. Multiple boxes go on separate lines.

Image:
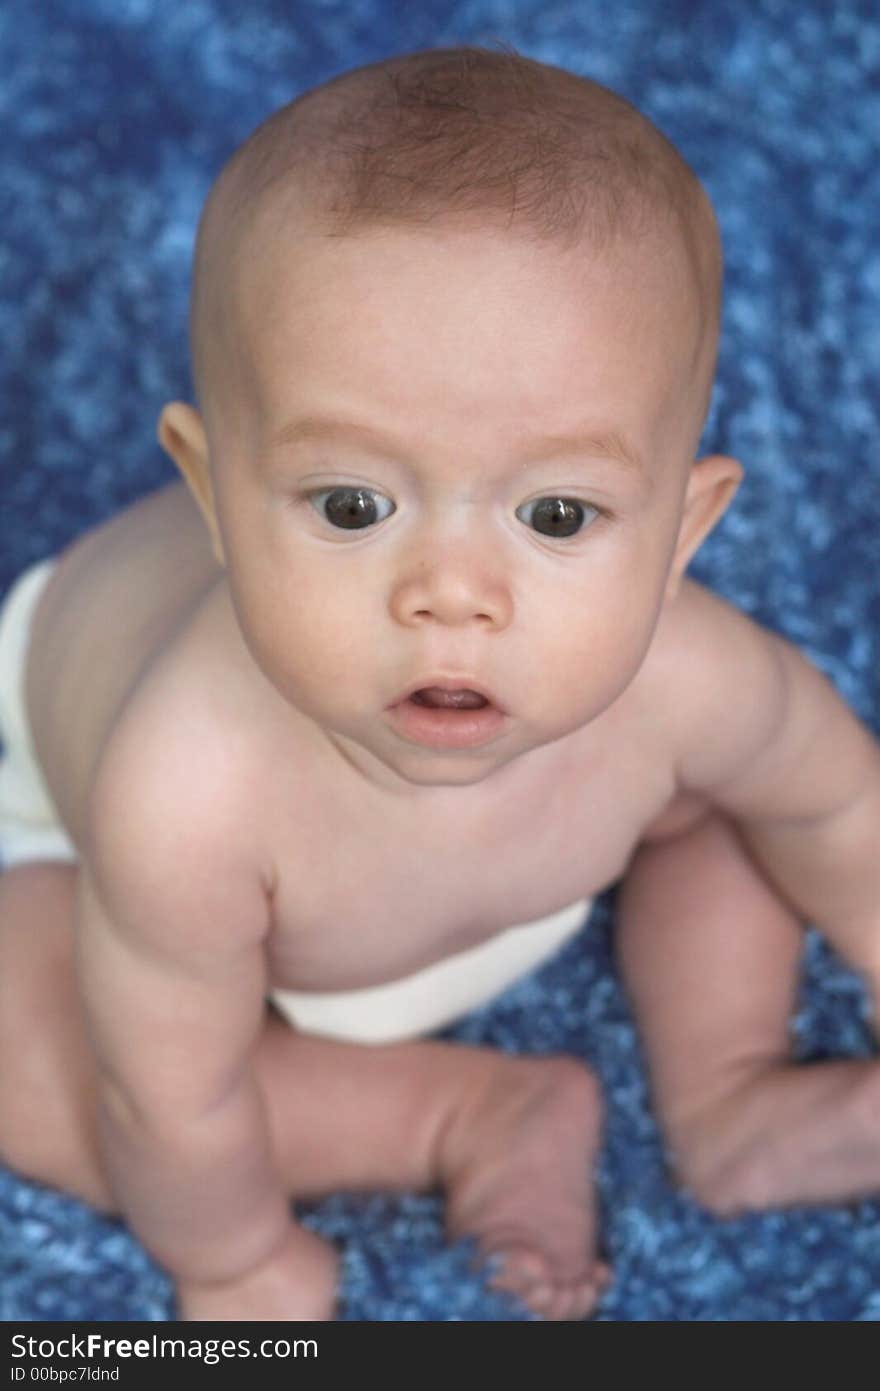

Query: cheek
left=231, top=556, right=378, bottom=700
left=529, top=562, right=664, bottom=702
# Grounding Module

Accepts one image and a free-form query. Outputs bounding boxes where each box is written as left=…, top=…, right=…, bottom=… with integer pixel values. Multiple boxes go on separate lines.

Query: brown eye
left=516, top=497, right=596, bottom=538
left=310, top=487, right=395, bottom=530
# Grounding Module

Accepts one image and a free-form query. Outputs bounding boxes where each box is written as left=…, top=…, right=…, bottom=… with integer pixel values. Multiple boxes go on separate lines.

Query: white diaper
left=0, top=556, right=591, bottom=1043
left=271, top=895, right=591, bottom=1044
left=0, top=558, right=77, bottom=870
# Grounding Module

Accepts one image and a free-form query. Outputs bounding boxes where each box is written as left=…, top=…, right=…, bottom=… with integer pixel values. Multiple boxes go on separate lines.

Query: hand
left=176, top=1223, right=339, bottom=1322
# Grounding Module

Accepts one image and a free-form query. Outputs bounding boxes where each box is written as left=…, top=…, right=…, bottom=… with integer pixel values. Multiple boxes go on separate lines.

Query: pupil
left=326, top=488, right=376, bottom=529
left=533, top=498, right=584, bottom=537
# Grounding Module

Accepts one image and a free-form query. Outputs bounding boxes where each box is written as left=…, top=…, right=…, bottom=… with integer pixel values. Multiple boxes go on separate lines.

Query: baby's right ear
left=157, top=402, right=225, bottom=567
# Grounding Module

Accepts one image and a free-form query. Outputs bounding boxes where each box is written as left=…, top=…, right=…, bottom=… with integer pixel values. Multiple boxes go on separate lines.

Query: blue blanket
left=1, top=0, right=878, bottom=1321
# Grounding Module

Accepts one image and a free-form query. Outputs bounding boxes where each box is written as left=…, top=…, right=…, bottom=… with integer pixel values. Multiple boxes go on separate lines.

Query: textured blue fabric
left=1, top=0, right=878, bottom=1321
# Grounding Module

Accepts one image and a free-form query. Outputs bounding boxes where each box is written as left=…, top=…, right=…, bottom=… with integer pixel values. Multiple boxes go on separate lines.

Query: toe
left=567, top=1262, right=612, bottom=1320
left=483, top=1243, right=610, bottom=1320
left=520, top=1282, right=557, bottom=1317
left=484, top=1242, right=549, bottom=1294
left=568, top=1279, right=600, bottom=1320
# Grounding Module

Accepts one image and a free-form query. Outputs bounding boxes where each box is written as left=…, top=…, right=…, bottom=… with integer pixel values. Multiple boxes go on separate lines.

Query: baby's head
left=160, top=48, right=742, bottom=790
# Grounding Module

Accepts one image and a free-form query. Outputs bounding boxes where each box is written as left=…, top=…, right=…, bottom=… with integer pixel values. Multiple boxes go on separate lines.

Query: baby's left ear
left=666, top=454, right=743, bottom=600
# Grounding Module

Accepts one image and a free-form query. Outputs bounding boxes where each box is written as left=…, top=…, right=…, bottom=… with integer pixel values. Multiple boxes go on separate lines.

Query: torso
left=26, top=481, right=707, bottom=993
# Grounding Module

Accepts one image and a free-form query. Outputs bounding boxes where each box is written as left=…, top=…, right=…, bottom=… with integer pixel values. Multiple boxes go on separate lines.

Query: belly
left=264, top=770, right=653, bottom=994
left=270, top=894, right=593, bottom=1043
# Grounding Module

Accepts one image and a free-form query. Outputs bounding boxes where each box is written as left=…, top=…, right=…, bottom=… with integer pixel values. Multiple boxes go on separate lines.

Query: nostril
left=411, top=610, right=493, bottom=625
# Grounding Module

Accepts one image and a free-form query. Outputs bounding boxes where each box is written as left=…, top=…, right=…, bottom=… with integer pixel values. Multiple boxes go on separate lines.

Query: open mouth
left=388, top=682, right=506, bottom=748
left=408, top=687, right=490, bottom=710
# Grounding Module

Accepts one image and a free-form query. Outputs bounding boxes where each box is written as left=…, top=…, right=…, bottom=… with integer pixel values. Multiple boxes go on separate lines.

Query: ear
left=665, top=454, right=743, bottom=601
left=157, top=402, right=225, bottom=567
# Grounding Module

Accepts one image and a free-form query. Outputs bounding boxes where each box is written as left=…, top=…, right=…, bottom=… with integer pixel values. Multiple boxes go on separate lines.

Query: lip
left=386, top=677, right=509, bottom=749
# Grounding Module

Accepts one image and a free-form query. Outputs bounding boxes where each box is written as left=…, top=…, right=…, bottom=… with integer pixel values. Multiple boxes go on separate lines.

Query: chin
left=391, top=752, right=504, bottom=788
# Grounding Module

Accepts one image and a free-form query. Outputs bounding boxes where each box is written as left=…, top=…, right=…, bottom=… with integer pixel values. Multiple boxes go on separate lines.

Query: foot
left=669, top=1056, right=880, bottom=1215
left=438, top=1055, right=609, bottom=1319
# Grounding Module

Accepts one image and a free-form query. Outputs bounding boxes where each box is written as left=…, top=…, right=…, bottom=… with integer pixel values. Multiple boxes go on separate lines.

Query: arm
left=78, top=721, right=329, bottom=1310
left=77, top=868, right=288, bottom=1285
left=670, top=582, right=880, bottom=976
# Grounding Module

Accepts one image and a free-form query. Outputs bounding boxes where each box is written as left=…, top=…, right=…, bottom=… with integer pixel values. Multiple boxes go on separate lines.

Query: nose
left=389, top=540, right=514, bottom=631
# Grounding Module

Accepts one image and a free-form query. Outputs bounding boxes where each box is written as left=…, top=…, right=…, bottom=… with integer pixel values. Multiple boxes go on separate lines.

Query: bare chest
left=266, top=721, right=676, bottom=991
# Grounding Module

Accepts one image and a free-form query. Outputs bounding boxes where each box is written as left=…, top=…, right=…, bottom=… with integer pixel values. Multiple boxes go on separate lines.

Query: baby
left=1, top=48, right=879, bottom=1323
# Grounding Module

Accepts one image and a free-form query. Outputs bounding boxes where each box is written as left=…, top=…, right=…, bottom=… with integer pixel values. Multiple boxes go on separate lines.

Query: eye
left=515, top=496, right=598, bottom=539
left=308, top=486, right=396, bottom=531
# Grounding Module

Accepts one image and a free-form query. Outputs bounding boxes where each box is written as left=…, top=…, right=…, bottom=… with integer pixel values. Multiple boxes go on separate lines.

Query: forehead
left=224, top=217, right=706, bottom=457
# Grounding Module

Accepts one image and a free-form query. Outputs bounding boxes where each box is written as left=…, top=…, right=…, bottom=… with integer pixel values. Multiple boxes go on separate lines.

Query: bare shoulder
left=28, top=482, right=221, bottom=844
left=642, top=577, right=787, bottom=792
left=654, top=577, right=877, bottom=823
left=83, top=644, right=273, bottom=960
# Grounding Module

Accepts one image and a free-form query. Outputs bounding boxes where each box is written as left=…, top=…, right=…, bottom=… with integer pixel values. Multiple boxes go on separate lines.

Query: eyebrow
left=526, top=427, right=644, bottom=474
left=269, top=415, right=644, bottom=474
left=269, top=415, right=405, bottom=454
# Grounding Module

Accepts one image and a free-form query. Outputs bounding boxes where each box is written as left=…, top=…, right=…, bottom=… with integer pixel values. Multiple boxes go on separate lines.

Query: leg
left=617, top=812, right=880, bottom=1214
left=257, top=1020, right=608, bottom=1318
left=0, top=862, right=605, bottom=1319
left=0, top=862, right=106, bottom=1205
